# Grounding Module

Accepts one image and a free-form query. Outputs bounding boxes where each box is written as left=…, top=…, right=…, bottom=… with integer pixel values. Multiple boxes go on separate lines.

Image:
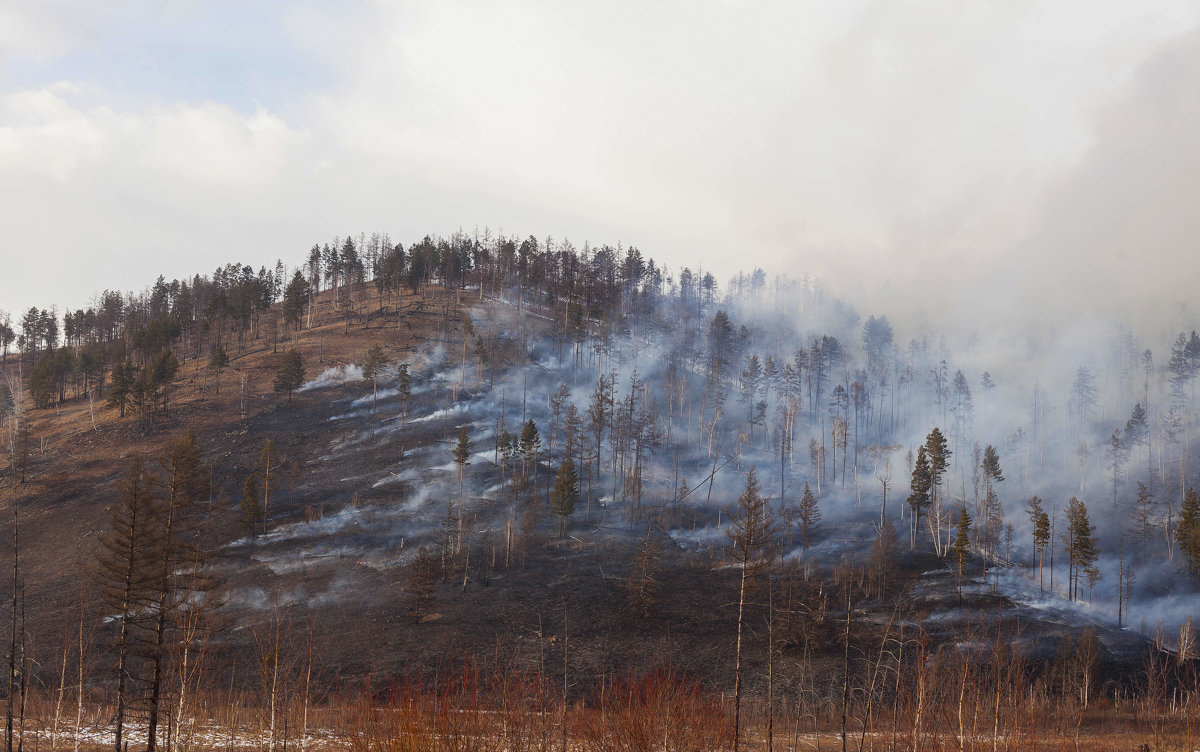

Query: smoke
left=244, top=259, right=1200, bottom=641
left=300, top=364, right=364, bottom=391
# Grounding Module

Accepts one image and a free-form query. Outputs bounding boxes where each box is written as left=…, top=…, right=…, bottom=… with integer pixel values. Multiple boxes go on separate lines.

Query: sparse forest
left=3, top=231, right=1200, bottom=750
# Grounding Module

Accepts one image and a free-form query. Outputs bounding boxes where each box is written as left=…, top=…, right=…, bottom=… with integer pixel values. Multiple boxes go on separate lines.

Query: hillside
left=2, top=244, right=1199, bottom=750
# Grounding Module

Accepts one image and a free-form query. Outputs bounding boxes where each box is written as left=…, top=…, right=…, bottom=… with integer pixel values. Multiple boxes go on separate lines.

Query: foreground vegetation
left=8, top=653, right=1200, bottom=752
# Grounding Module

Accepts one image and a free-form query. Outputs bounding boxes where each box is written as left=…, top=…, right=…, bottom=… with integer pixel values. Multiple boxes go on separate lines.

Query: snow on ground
left=49, top=722, right=345, bottom=751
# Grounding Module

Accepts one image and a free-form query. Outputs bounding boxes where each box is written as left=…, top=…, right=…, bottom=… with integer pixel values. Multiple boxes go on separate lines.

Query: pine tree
left=1066, top=497, right=1099, bottom=601
left=519, top=419, right=540, bottom=485
left=149, top=348, right=179, bottom=417
left=362, top=345, right=388, bottom=409
left=1105, top=429, right=1128, bottom=506
left=549, top=457, right=579, bottom=537
left=240, top=475, right=263, bottom=538
left=207, top=345, right=229, bottom=395
left=1129, top=481, right=1157, bottom=545
left=282, top=270, right=309, bottom=332
left=1126, top=402, right=1150, bottom=474
left=273, top=349, right=305, bottom=402
left=1028, top=496, right=1050, bottom=591
left=797, top=482, right=820, bottom=552
left=107, top=361, right=135, bottom=418
left=396, top=362, right=411, bottom=422
left=907, top=445, right=932, bottom=549
left=923, top=428, right=952, bottom=555
left=951, top=506, right=972, bottom=602
left=979, top=444, right=1005, bottom=555
left=1177, top=487, right=1200, bottom=575
left=925, top=428, right=951, bottom=492
left=452, top=425, right=472, bottom=552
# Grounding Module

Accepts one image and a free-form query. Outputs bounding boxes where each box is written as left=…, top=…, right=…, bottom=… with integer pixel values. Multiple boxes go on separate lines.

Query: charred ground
left=0, top=285, right=1162, bottom=709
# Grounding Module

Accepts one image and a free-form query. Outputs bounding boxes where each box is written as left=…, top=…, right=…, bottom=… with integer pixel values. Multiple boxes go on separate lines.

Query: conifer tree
left=923, top=428, right=952, bottom=554
left=241, top=475, right=263, bottom=538
left=925, top=427, right=951, bottom=494
left=1177, top=487, right=1200, bottom=575
left=1130, top=481, right=1157, bottom=545
left=207, top=345, right=229, bottom=395
left=282, top=270, right=309, bottom=332
left=550, top=457, right=579, bottom=537
left=273, top=349, right=305, bottom=402
left=1126, top=402, right=1150, bottom=474
left=452, top=425, right=472, bottom=552
left=396, top=362, right=411, bottom=422
left=1027, top=495, right=1050, bottom=591
left=519, top=418, right=540, bottom=486
left=149, top=348, right=179, bottom=417
left=797, top=482, right=820, bottom=552
left=1065, top=497, right=1099, bottom=601
left=362, top=345, right=388, bottom=409
left=107, top=362, right=135, bottom=418
left=1034, top=510, right=1050, bottom=589
left=951, top=506, right=972, bottom=602
left=907, top=445, right=932, bottom=549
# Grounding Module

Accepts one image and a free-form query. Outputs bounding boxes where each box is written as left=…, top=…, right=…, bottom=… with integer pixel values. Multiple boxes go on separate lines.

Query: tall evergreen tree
left=240, top=475, right=263, bottom=538
left=362, top=344, right=388, bottom=410
left=550, top=457, right=580, bottom=537
left=1177, top=487, right=1200, bottom=575
left=282, top=270, right=309, bottom=332
left=273, top=349, right=305, bottom=402
left=907, top=445, right=932, bottom=549
left=1065, top=497, right=1099, bottom=601
left=396, top=362, right=412, bottom=421
left=207, top=345, right=229, bottom=395
left=951, top=506, right=972, bottom=602
left=1129, top=481, right=1157, bottom=545
left=797, top=482, right=820, bottom=552
left=452, top=425, right=472, bottom=552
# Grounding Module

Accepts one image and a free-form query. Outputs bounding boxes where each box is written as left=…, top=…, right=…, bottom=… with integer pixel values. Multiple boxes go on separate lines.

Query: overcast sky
left=2, top=1, right=1199, bottom=334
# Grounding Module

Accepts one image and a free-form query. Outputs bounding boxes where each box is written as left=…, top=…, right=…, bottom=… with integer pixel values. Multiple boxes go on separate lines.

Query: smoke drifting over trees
left=4, top=227, right=1200, bottom=749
